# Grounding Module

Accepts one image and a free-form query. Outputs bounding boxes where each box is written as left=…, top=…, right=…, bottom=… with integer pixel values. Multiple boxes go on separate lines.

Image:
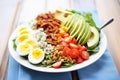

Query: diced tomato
left=71, top=38, right=77, bottom=44
left=77, top=45, right=82, bottom=50
left=64, top=37, right=72, bottom=43
left=78, top=49, right=82, bottom=56
left=52, top=62, right=62, bottom=68
left=63, top=46, right=71, bottom=56
left=77, top=45, right=87, bottom=51
left=76, top=57, right=84, bottom=64
left=69, top=43, right=78, bottom=49
left=69, top=49, right=79, bottom=59
left=81, top=51, right=90, bottom=60
left=61, top=41, right=69, bottom=47
left=81, top=46, right=87, bottom=51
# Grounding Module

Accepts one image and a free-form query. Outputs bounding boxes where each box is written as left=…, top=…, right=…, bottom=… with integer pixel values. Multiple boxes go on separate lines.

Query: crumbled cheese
left=43, top=44, right=53, bottom=54
left=32, top=28, right=54, bottom=54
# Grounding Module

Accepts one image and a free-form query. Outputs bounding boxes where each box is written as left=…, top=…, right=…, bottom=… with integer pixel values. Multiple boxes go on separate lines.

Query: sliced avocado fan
left=62, top=10, right=100, bottom=48
left=64, top=14, right=92, bottom=45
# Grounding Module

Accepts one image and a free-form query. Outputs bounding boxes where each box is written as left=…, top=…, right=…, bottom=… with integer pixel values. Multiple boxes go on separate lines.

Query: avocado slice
left=67, top=15, right=76, bottom=31
left=64, top=14, right=74, bottom=26
left=54, top=9, right=73, bottom=23
left=68, top=14, right=79, bottom=32
left=78, top=23, right=89, bottom=45
left=81, top=25, right=91, bottom=45
left=87, top=27, right=100, bottom=49
left=64, top=16, right=71, bottom=26
left=70, top=16, right=83, bottom=38
left=77, top=19, right=86, bottom=43
left=78, top=22, right=90, bottom=44
left=70, top=18, right=80, bottom=37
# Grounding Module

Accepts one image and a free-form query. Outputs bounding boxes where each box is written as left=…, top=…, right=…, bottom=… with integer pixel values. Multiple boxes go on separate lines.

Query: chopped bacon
left=35, top=12, right=62, bottom=45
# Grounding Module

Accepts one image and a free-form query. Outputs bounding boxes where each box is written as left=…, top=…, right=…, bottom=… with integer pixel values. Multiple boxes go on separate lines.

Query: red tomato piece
left=76, top=57, right=84, bottom=64
left=69, top=49, right=79, bottom=59
left=61, top=41, right=69, bottom=47
left=63, top=46, right=71, bottom=56
left=64, top=37, right=72, bottom=43
left=78, top=49, right=82, bottom=56
left=77, top=45, right=82, bottom=50
left=52, top=62, right=62, bottom=68
left=69, top=43, right=78, bottom=49
left=81, top=46, right=87, bottom=51
left=81, top=51, right=90, bottom=60
left=71, top=38, right=77, bottom=44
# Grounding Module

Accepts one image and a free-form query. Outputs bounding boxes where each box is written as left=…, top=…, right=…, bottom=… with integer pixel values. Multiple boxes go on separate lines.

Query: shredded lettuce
left=82, top=12, right=96, bottom=27
left=66, top=9, right=81, bottom=15
left=82, top=12, right=100, bottom=32
left=13, top=39, right=17, bottom=50
left=87, top=46, right=99, bottom=55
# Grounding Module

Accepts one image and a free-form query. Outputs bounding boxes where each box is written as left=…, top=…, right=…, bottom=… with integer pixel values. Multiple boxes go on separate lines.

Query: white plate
left=8, top=29, right=107, bottom=73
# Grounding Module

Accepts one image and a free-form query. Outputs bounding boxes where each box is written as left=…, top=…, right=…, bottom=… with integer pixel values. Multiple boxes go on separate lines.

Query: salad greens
left=12, top=10, right=101, bottom=69
left=87, top=46, right=99, bottom=55
left=31, top=54, right=74, bottom=68
left=66, top=9, right=81, bottom=15
left=13, top=39, right=17, bottom=50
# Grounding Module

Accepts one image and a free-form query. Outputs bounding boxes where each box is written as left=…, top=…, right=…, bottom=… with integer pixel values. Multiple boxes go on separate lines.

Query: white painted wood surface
left=0, top=0, right=19, bottom=66
left=0, top=0, right=21, bottom=79
left=0, top=0, right=120, bottom=79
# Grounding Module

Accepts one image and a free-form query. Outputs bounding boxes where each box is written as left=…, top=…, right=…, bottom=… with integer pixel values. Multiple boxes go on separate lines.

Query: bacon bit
left=35, top=12, right=62, bottom=45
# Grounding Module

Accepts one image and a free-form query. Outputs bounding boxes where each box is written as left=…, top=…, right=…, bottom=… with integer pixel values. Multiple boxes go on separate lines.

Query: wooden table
left=0, top=0, right=120, bottom=80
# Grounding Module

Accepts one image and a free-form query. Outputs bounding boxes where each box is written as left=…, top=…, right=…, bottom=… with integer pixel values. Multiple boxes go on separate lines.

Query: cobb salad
left=12, top=9, right=100, bottom=68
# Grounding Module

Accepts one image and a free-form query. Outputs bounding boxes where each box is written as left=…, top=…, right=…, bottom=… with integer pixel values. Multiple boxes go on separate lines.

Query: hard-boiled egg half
left=16, top=42, right=32, bottom=56
left=17, top=26, right=31, bottom=35
left=28, top=48, right=45, bottom=64
left=24, top=38, right=38, bottom=49
left=18, top=26, right=28, bottom=32
left=15, top=26, right=32, bottom=45
left=15, top=34, right=31, bottom=45
left=19, top=29, right=30, bottom=35
left=15, top=26, right=45, bottom=64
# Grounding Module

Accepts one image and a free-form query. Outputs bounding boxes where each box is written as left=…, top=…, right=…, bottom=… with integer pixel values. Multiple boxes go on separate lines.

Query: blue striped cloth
left=7, top=10, right=120, bottom=80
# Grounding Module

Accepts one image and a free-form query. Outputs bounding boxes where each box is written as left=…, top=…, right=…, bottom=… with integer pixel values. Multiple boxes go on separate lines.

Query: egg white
left=19, top=29, right=30, bottom=35
left=24, top=38, right=38, bottom=49
left=15, top=34, right=31, bottom=45
left=28, top=48, right=45, bottom=64
left=17, top=26, right=28, bottom=32
left=16, top=25, right=33, bottom=35
left=16, top=42, right=32, bottom=56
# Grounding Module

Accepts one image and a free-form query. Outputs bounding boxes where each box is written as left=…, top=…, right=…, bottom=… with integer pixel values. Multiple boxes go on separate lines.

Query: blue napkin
left=7, top=56, right=72, bottom=80
left=7, top=10, right=120, bottom=80
left=77, top=49, right=120, bottom=80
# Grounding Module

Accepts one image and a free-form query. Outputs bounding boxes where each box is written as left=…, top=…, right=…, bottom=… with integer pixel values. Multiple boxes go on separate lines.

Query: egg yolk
left=32, top=49, right=43, bottom=59
left=18, top=34, right=29, bottom=43
left=19, top=43, right=31, bottom=53
left=19, top=29, right=30, bottom=35
left=18, top=27, right=27, bottom=32
left=25, top=39, right=37, bottom=48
